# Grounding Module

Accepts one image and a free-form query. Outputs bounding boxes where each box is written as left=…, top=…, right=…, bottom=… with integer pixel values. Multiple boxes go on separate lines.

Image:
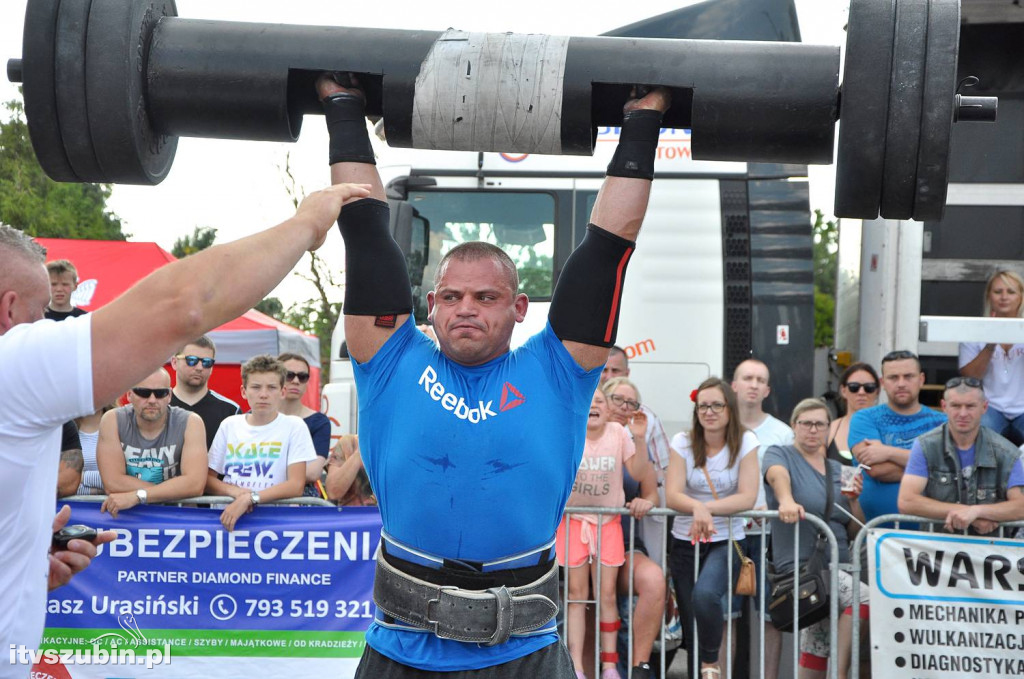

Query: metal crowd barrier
left=63, top=494, right=338, bottom=507
left=562, top=507, right=842, bottom=679
left=849, top=514, right=1024, bottom=679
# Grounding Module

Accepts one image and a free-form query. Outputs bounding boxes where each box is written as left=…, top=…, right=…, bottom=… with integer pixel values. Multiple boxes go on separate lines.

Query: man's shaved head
left=0, top=226, right=50, bottom=334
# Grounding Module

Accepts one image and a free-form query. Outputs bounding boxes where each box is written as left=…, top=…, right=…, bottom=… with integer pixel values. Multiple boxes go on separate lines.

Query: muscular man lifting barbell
left=319, top=70, right=668, bottom=679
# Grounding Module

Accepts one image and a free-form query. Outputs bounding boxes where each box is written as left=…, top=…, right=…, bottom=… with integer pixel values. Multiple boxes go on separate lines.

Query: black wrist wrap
left=606, top=109, right=663, bottom=180
left=323, top=92, right=376, bottom=165
left=337, top=198, right=414, bottom=316
left=548, top=224, right=636, bottom=347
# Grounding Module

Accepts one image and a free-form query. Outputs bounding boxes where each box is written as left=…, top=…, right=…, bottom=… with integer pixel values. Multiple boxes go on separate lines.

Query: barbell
left=6, top=0, right=997, bottom=221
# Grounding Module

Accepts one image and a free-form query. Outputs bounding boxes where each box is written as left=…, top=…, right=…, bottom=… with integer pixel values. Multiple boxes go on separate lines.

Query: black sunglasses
left=132, top=387, right=170, bottom=399
left=179, top=355, right=215, bottom=369
left=845, top=381, right=878, bottom=394
left=946, top=376, right=983, bottom=390
left=286, top=371, right=310, bottom=384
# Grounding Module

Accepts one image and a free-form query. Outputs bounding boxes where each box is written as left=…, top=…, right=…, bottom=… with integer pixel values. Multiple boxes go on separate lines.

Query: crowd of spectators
left=559, top=337, right=1024, bottom=679
left=55, top=344, right=375, bottom=517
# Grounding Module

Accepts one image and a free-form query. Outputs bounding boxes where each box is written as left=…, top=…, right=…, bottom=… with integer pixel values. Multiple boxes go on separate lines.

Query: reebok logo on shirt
left=499, top=382, right=526, bottom=412
left=418, top=366, right=503, bottom=423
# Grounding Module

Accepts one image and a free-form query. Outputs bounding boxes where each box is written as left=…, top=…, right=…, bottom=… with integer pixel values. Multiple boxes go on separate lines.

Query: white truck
left=322, top=130, right=816, bottom=441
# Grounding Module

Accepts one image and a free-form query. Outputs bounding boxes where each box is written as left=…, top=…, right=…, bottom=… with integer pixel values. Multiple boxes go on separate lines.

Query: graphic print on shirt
left=573, top=454, right=616, bottom=498
left=223, top=440, right=283, bottom=487
left=417, top=365, right=526, bottom=422
left=500, top=382, right=526, bottom=412
left=122, top=444, right=178, bottom=484
left=688, top=466, right=735, bottom=496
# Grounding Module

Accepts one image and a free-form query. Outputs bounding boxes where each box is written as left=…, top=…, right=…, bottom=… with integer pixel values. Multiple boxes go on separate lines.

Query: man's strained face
left=427, top=257, right=527, bottom=367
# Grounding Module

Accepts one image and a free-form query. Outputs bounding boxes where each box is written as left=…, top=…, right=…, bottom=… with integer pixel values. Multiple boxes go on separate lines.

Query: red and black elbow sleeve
left=548, top=224, right=635, bottom=347
left=337, top=199, right=414, bottom=317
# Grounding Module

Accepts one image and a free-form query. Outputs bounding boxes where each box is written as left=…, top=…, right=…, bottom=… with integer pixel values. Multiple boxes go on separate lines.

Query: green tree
left=0, top=98, right=127, bottom=240
left=171, top=226, right=217, bottom=258
left=255, top=297, right=284, bottom=318
left=813, top=209, right=839, bottom=347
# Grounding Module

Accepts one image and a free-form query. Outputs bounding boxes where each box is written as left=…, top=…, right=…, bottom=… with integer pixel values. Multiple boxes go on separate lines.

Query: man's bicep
left=344, top=315, right=410, bottom=364
left=95, top=415, right=123, bottom=469
left=899, top=473, right=928, bottom=499
left=181, top=417, right=208, bottom=474
left=90, top=294, right=194, bottom=408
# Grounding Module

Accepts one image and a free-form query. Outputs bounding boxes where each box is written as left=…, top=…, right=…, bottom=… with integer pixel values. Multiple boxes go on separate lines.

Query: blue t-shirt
left=848, top=404, right=946, bottom=521
left=352, top=317, right=601, bottom=670
left=303, top=411, right=332, bottom=458
left=905, top=439, right=1024, bottom=489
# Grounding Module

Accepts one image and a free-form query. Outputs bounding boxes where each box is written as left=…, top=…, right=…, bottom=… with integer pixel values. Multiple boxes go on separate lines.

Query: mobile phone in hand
left=52, top=525, right=99, bottom=550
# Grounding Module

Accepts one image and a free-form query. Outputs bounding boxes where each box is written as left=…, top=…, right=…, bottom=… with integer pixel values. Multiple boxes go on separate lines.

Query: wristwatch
left=250, top=491, right=261, bottom=507
left=136, top=489, right=148, bottom=505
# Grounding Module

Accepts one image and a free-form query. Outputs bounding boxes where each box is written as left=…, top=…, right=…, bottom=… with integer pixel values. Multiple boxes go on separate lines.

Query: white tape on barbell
left=411, top=29, right=569, bottom=155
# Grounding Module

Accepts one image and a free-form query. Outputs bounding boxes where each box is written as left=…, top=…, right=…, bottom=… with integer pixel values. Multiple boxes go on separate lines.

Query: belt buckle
left=425, top=585, right=460, bottom=638
left=425, top=585, right=515, bottom=646
left=484, top=585, right=514, bottom=646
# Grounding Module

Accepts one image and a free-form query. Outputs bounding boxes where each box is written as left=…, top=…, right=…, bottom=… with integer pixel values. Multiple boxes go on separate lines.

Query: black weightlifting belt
left=373, top=550, right=560, bottom=646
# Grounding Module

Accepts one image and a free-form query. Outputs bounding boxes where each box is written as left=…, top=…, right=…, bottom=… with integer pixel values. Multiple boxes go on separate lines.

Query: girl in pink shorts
left=557, top=389, right=651, bottom=679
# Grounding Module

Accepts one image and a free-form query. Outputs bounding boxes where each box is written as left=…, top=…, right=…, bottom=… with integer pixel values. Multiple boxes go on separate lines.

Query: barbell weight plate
left=21, top=0, right=79, bottom=182
left=879, top=0, right=929, bottom=220
left=834, top=0, right=897, bottom=220
left=911, top=0, right=959, bottom=222
left=55, top=0, right=107, bottom=182
left=85, top=0, right=178, bottom=185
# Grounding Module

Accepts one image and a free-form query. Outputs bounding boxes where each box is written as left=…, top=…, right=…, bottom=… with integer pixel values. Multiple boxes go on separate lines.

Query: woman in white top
left=666, top=377, right=759, bottom=679
left=959, top=270, right=1024, bottom=445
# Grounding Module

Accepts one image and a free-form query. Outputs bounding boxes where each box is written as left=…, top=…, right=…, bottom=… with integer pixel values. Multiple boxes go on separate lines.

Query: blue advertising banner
left=32, top=502, right=382, bottom=679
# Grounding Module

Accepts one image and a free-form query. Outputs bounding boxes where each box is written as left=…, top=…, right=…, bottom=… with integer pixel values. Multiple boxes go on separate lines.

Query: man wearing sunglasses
left=848, top=350, right=947, bottom=522
left=170, top=335, right=241, bottom=450
left=96, top=368, right=208, bottom=517
left=0, top=181, right=369, bottom=672
left=898, top=377, right=1024, bottom=533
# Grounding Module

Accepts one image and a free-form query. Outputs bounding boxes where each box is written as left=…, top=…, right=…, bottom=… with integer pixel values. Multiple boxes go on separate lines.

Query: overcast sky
left=1, top=0, right=848, bottom=306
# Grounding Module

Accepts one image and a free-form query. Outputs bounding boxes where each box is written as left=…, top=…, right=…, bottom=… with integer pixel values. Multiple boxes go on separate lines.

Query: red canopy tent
left=36, top=238, right=321, bottom=410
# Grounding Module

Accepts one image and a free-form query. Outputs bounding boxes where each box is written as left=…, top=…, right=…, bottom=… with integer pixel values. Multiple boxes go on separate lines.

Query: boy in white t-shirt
left=206, top=355, right=316, bottom=531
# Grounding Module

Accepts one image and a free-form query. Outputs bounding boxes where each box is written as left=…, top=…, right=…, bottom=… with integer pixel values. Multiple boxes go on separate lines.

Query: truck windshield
left=406, top=190, right=557, bottom=322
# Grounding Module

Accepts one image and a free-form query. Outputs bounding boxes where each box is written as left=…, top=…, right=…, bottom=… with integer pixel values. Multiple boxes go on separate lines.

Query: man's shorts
left=556, top=515, right=625, bottom=568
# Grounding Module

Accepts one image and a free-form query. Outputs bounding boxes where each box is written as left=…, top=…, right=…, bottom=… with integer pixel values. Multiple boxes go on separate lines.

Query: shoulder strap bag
left=765, top=452, right=833, bottom=632
left=701, top=465, right=756, bottom=597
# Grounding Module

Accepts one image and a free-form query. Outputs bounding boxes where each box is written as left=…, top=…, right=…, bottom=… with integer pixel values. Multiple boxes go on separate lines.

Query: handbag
left=700, top=467, right=757, bottom=597
left=765, top=454, right=834, bottom=632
